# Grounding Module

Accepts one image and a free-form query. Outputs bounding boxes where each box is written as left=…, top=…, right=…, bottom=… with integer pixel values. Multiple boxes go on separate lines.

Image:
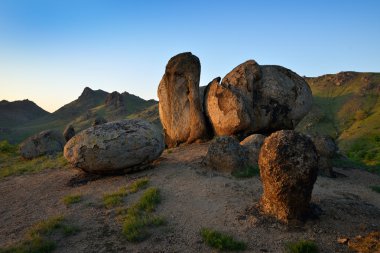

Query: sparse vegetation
left=0, top=140, right=17, bottom=153
left=122, top=187, right=165, bottom=242
left=63, top=194, right=82, bottom=206
left=129, top=178, right=149, bottom=193
left=103, top=178, right=149, bottom=208
left=370, top=185, right=380, bottom=193
left=0, top=152, right=68, bottom=179
left=285, top=240, right=319, bottom=253
left=0, top=216, right=79, bottom=253
left=200, top=228, right=247, bottom=251
left=232, top=164, right=259, bottom=178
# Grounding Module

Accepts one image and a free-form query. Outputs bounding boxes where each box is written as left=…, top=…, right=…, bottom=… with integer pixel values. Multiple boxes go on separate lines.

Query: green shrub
left=200, top=228, right=247, bottom=251
left=285, top=240, right=319, bottom=253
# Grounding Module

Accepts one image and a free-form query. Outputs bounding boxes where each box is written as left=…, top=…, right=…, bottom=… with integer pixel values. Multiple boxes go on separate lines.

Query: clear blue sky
left=0, top=0, right=379, bottom=112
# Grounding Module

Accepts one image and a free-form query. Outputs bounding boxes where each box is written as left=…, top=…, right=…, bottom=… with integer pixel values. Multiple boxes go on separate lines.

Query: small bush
left=232, top=165, right=259, bottom=178
left=122, top=187, right=165, bottom=242
left=285, top=240, right=319, bottom=253
left=370, top=185, right=380, bottom=193
left=63, top=194, right=82, bottom=207
left=200, top=228, right=247, bottom=251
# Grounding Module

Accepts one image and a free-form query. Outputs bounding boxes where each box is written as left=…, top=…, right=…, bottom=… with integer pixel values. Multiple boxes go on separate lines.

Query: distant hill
left=297, top=71, right=380, bottom=167
left=0, top=87, right=158, bottom=143
left=0, top=99, right=50, bottom=128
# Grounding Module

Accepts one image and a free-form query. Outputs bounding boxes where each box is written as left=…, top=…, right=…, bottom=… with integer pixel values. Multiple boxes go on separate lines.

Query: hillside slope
left=0, top=99, right=50, bottom=127
left=0, top=87, right=158, bottom=143
left=297, top=72, right=380, bottom=167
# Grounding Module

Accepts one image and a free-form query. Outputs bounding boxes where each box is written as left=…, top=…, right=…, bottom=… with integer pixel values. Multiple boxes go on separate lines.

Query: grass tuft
left=103, top=178, right=149, bottom=208
left=122, top=187, right=165, bottom=242
left=370, top=185, right=380, bottom=193
left=285, top=240, right=319, bottom=253
left=232, top=165, right=259, bottom=178
left=200, top=228, right=247, bottom=251
left=63, top=194, right=82, bottom=207
left=0, top=215, right=79, bottom=253
left=129, top=178, right=149, bottom=193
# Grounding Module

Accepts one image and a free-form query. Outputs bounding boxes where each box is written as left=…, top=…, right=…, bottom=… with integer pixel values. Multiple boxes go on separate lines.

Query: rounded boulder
left=64, top=119, right=164, bottom=174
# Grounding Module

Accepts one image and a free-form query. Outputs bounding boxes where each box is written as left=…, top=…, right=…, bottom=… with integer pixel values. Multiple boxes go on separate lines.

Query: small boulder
left=258, top=130, right=318, bottom=222
left=20, top=130, right=65, bottom=159
left=310, top=134, right=338, bottom=177
left=158, top=52, right=209, bottom=148
left=92, top=116, right=107, bottom=126
left=64, top=119, right=164, bottom=174
left=240, top=134, right=266, bottom=165
left=204, top=136, right=249, bottom=173
left=63, top=124, right=75, bottom=142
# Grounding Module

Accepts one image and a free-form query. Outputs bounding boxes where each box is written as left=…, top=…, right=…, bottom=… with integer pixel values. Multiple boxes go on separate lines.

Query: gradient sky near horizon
left=0, top=0, right=379, bottom=112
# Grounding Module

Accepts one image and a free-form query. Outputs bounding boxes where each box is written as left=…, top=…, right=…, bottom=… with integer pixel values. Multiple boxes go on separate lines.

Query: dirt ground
left=0, top=142, right=379, bottom=253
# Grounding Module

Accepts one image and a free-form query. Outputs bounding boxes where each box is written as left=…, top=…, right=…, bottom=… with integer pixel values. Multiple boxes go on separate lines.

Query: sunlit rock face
left=258, top=130, right=318, bottom=222
left=158, top=52, right=209, bottom=148
left=205, top=62, right=312, bottom=137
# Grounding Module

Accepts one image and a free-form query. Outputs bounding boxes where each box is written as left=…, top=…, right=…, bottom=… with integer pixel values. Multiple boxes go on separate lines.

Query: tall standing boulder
left=64, top=119, right=164, bottom=174
left=63, top=124, right=75, bottom=142
left=258, top=130, right=318, bottom=222
left=158, top=52, right=209, bottom=148
left=19, top=130, right=65, bottom=159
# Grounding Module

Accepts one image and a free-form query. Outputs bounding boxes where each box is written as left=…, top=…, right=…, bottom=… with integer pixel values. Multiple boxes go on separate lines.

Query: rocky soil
left=1, top=142, right=379, bottom=252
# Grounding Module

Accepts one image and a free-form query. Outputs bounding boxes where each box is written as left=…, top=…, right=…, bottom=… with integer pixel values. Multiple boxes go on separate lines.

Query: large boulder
left=258, top=130, right=318, bottom=222
left=64, top=119, right=164, bottom=174
left=205, top=61, right=312, bottom=136
left=240, top=134, right=266, bottom=165
left=63, top=124, right=75, bottom=142
left=253, top=66, right=313, bottom=133
left=310, top=135, right=338, bottom=177
left=158, top=52, right=209, bottom=148
left=204, top=136, right=249, bottom=173
left=205, top=60, right=261, bottom=136
left=20, top=130, right=65, bottom=159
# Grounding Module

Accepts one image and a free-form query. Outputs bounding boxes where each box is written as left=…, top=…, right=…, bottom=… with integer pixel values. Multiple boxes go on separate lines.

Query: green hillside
left=297, top=72, right=380, bottom=169
left=0, top=87, right=158, bottom=143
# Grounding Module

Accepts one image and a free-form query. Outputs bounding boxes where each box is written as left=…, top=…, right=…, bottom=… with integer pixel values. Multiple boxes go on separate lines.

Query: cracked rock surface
left=64, top=119, right=164, bottom=174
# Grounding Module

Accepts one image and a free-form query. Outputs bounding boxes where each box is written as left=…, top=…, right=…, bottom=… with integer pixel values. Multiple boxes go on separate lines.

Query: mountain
left=297, top=71, right=380, bottom=167
left=0, top=87, right=158, bottom=143
left=0, top=99, right=50, bottom=128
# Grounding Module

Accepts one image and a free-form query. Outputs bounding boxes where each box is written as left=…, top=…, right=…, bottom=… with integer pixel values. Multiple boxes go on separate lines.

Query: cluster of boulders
left=158, top=52, right=313, bottom=147
left=158, top=52, right=339, bottom=223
